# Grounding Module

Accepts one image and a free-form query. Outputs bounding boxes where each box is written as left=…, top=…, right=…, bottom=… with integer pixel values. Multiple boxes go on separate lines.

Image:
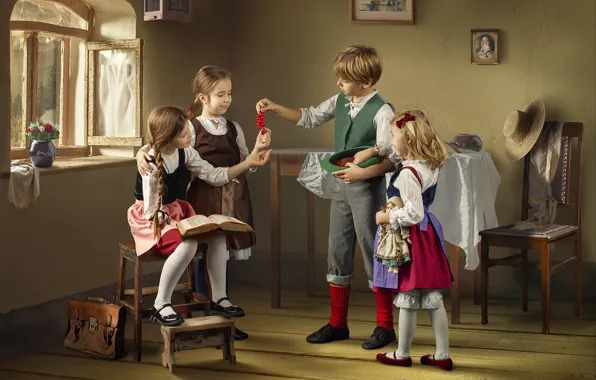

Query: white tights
left=153, top=235, right=230, bottom=317
left=394, top=305, right=450, bottom=360
left=154, top=239, right=198, bottom=317
left=202, top=235, right=230, bottom=307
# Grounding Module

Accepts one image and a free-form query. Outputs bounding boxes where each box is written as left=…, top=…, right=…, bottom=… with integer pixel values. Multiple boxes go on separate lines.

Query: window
left=9, top=0, right=142, bottom=159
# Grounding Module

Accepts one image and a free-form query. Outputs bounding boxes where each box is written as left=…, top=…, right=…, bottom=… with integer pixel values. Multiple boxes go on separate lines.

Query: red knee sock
left=375, top=289, right=395, bottom=331
left=329, top=285, right=350, bottom=328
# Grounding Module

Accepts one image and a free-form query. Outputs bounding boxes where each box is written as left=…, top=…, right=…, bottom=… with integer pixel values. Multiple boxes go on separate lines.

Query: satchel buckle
left=89, top=317, right=99, bottom=333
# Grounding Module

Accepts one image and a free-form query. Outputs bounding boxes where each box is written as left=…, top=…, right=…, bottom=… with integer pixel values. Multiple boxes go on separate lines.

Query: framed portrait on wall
left=471, top=29, right=499, bottom=64
left=350, top=0, right=415, bottom=24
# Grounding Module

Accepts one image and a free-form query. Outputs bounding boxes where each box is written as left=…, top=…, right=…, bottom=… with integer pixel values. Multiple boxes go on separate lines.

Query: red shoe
left=376, top=352, right=412, bottom=367
left=420, top=354, right=453, bottom=371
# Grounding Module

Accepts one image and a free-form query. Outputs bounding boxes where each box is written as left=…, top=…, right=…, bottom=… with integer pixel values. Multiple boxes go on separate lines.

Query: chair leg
left=480, top=240, right=489, bottom=325
left=116, top=248, right=127, bottom=302
left=540, top=242, right=551, bottom=334
left=574, top=239, right=581, bottom=318
left=521, top=249, right=528, bottom=312
left=134, top=260, right=143, bottom=362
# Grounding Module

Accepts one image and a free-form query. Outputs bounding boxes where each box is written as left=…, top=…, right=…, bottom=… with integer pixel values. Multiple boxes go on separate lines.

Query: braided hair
left=146, top=105, right=188, bottom=239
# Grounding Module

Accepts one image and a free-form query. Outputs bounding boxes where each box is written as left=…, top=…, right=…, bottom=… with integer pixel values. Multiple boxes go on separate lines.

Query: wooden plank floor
left=1, top=288, right=595, bottom=380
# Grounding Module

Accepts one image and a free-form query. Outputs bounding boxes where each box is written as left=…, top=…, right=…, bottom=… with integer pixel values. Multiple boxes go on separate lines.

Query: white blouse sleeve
left=142, top=163, right=165, bottom=222
left=297, top=94, right=338, bottom=129
left=184, top=147, right=230, bottom=186
left=188, top=120, right=197, bottom=148
left=374, top=104, right=401, bottom=164
left=233, top=121, right=257, bottom=174
left=389, top=170, right=425, bottom=228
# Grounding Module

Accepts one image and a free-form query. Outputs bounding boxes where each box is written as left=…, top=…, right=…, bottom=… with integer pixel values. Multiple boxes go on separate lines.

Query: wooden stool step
left=160, top=315, right=236, bottom=373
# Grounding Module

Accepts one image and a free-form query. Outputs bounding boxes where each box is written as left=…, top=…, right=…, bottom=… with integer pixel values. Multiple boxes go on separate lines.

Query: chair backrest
left=521, top=122, right=583, bottom=227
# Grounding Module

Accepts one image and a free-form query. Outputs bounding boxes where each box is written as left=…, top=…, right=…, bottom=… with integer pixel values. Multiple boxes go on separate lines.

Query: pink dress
left=126, top=147, right=229, bottom=256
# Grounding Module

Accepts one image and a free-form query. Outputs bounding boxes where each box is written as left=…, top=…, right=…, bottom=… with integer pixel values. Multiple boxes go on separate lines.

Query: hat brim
left=320, top=146, right=383, bottom=173
left=505, top=100, right=546, bottom=161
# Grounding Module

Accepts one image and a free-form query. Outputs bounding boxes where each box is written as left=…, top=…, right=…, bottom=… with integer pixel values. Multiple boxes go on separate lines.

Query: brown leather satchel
left=64, top=297, right=127, bottom=359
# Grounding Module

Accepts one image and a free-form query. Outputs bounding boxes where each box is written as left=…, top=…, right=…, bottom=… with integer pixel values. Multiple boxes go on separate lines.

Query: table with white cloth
left=269, top=149, right=501, bottom=324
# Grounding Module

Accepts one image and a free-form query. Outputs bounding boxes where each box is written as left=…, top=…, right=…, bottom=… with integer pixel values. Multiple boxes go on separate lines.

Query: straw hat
left=503, top=100, right=546, bottom=161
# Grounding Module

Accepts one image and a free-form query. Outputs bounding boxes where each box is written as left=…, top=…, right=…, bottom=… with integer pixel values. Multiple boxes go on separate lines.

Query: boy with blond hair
left=257, top=45, right=399, bottom=349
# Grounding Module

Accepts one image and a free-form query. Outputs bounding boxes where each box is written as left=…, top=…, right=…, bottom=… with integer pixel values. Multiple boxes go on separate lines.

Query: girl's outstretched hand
left=254, top=127, right=272, bottom=152
left=247, top=149, right=272, bottom=168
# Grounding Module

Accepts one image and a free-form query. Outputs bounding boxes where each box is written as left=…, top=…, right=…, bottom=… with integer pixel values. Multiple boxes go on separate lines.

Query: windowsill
left=0, top=156, right=136, bottom=178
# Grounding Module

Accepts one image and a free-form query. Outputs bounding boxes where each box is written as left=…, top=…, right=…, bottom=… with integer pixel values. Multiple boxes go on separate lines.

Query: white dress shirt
left=297, top=90, right=399, bottom=163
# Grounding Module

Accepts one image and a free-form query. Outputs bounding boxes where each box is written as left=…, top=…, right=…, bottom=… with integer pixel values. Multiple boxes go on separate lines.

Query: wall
left=227, top=0, right=596, bottom=297
left=0, top=0, right=594, bottom=313
left=0, top=0, right=234, bottom=313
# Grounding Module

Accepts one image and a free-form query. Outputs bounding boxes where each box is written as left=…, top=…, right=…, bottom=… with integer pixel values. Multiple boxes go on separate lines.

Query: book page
left=181, top=214, right=211, bottom=228
left=207, top=214, right=243, bottom=225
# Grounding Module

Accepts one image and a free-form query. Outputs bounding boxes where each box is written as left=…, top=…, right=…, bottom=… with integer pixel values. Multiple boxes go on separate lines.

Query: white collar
left=343, top=90, right=378, bottom=108
left=197, top=115, right=226, bottom=124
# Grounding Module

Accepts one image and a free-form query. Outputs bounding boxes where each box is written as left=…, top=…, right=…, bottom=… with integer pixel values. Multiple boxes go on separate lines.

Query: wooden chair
left=115, top=242, right=211, bottom=362
left=478, top=122, right=583, bottom=334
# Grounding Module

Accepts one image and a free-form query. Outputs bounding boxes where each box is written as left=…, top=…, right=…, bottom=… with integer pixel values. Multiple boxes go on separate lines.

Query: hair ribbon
left=396, top=113, right=415, bottom=129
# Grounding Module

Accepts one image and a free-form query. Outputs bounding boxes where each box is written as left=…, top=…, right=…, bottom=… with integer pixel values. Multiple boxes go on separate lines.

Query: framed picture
left=471, top=29, right=499, bottom=64
left=350, top=0, right=415, bottom=24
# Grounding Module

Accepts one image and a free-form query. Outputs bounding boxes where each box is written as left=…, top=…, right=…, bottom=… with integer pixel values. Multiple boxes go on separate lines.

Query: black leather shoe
left=361, top=326, right=396, bottom=349
left=150, top=304, right=184, bottom=326
left=210, top=297, right=245, bottom=318
left=306, top=324, right=350, bottom=344
left=234, top=327, right=249, bottom=341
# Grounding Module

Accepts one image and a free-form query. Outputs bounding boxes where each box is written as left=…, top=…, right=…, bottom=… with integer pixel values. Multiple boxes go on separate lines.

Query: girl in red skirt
left=127, top=105, right=270, bottom=326
left=373, top=109, right=454, bottom=371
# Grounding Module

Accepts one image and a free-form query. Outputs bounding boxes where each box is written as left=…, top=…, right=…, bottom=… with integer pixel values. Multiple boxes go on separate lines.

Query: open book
left=177, top=214, right=254, bottom=238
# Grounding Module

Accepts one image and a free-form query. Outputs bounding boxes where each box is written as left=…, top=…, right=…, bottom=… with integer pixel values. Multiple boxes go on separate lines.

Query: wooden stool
left=115, top=242, right=211, bottom=362
left=160, top=315, right=236, bottom=373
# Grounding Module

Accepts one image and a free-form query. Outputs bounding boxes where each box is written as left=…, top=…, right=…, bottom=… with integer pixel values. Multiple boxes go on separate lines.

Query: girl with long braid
left=136, top=66, right=271, bottom=340
left=127, top=105, right=270, bottom=326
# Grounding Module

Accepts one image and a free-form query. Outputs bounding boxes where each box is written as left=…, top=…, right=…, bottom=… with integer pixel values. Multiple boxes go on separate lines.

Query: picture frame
left=349, top=0, right=415, bottom=24
left=471, top=29, right=499, bottom=65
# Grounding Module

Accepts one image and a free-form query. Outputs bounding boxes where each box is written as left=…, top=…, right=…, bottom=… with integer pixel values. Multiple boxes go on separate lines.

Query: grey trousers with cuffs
left=326, top=175, right=387, bottom=287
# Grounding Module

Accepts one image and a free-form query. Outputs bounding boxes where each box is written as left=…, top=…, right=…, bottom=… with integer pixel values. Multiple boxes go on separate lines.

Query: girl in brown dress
left=137, top=65, right=271, bottom=340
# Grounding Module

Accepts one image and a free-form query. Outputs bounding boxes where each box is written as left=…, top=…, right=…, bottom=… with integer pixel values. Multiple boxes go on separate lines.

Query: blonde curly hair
left=392, top=108, right=448, bottom=169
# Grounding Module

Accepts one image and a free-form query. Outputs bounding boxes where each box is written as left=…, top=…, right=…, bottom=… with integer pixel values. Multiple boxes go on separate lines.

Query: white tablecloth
left=296, top=151, right=501, bottom=271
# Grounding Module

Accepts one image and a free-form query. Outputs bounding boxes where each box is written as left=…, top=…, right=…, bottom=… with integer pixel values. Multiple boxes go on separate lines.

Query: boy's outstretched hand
left=256, top=98, right=277, bottom=113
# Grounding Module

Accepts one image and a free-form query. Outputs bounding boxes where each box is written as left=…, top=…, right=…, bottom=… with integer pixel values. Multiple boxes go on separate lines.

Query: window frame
left=86, top=39, right=144, bottom=147
left=9, top=0, right=93, bottom=159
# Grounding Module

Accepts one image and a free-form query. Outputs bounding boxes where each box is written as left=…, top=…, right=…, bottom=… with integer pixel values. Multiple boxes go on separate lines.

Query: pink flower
left=45, top=124, right=53, bottom=133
